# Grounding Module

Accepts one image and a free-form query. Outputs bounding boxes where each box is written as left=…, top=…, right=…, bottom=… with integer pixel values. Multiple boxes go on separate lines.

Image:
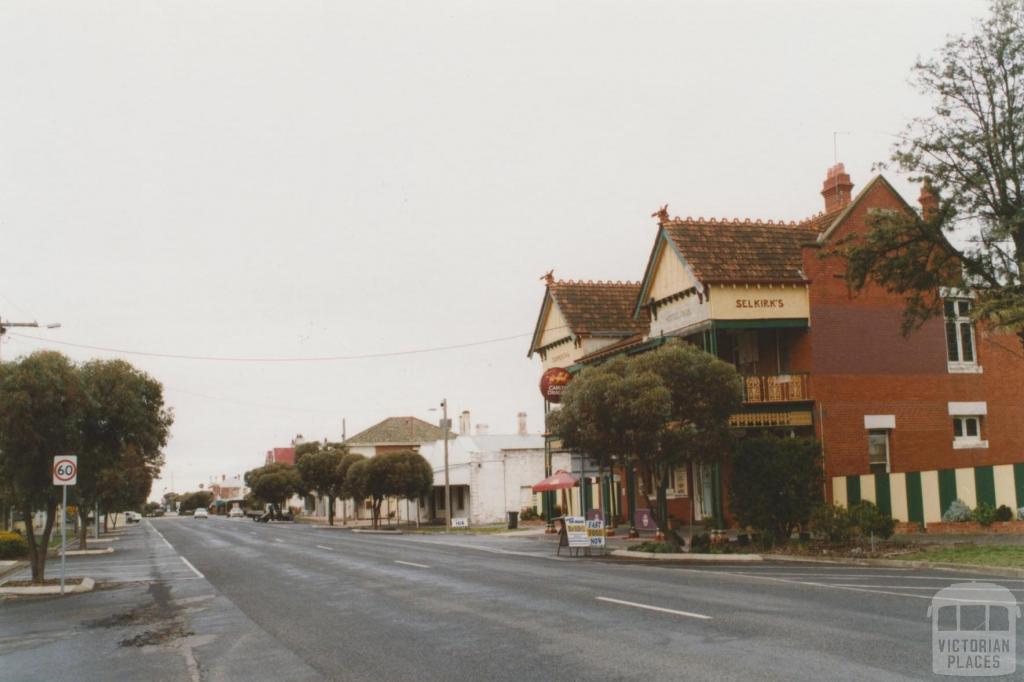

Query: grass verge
left=892, top=545, right=1024, bottom=567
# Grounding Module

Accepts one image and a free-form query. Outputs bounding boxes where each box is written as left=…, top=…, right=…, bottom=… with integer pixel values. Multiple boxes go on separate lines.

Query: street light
left=429, top=400, right=452, bottom=529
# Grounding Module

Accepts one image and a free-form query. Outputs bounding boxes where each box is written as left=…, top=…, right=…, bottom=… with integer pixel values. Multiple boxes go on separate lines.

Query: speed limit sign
left=53, top=455, right=78, bottom=486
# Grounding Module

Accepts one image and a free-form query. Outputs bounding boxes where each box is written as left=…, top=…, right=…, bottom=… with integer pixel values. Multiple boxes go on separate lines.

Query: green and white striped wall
left=832, top=463, right=1024, bottom=525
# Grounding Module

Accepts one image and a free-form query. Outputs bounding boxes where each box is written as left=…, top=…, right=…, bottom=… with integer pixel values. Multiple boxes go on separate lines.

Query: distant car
left=125, top=511, right=142, bottom=524
left=228, top=506, right=244, bottom=519
left=193, top=508, right=209, bottom=519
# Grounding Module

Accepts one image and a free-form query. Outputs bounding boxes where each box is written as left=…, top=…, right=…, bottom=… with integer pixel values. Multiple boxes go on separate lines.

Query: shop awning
left=532, top=470, right=579, bottom=493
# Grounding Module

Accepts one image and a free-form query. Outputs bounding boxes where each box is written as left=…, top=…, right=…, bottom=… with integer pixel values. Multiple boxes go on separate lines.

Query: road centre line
left=316, top=545, right=333, bottom=551
left=274, top=538, right=284, bottom=543
left=596, top=596, right=711, bottom=620
left=180, top=556, right=205, bottom=579
left=394, top=560, right=430, bottom=569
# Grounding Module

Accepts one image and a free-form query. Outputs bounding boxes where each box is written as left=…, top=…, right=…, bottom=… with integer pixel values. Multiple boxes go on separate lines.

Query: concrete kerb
left=0, top=576, right=96, bottom=596
left=351, top=529, right=404, bottom=535
left=611, top=549, right=763, bottom=562
left=50, top=547, right=115, bottom=558
left=765, top=553, right=1024, bottom=579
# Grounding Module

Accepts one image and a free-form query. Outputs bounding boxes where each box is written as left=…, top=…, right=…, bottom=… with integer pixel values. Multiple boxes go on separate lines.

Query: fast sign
left=53, top=455, right=78, bottom=486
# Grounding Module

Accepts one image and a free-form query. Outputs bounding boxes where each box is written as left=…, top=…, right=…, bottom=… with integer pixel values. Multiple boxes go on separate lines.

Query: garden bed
left=925, top=520, right=1024, bottom=534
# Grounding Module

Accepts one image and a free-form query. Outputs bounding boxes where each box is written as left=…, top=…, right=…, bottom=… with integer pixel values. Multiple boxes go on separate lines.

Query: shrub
left=1018, top=507, right=1024, bottom=522
left=973, top=503, right=997, bottom=527
left=690, top=533, right=711, bottom=553
left=994, top=505, right=1013, bottom=523
left=849, top=501, right=895, bottom=540
left=628, top=541, right=676, bottom=553
left=942, top=499, right=973, bottom=523
left=0, top=531, right=29, bottom=559
left=519, top=507, right=541, bottom=521
left=809, top=503, right=852, bottom=544
left=729, top=436, right=823, bottom=543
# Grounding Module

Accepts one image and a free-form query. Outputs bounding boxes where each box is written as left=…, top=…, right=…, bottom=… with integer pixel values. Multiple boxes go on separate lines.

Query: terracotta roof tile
left=659, top=210, right=837, bottom=284
left=549, top=280, right=649, bottom=337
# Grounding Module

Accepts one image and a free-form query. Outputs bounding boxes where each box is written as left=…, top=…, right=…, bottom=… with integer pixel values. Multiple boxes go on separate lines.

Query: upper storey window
left=945, top=298, right=980, bottom=373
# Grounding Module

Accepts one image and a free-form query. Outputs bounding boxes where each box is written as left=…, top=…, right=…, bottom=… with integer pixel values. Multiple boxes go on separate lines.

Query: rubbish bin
left=507, top=511, right=519, bottom=529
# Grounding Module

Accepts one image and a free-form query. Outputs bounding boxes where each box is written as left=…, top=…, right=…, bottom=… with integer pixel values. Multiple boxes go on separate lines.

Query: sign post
left=53, top=455, right=78, bottom=595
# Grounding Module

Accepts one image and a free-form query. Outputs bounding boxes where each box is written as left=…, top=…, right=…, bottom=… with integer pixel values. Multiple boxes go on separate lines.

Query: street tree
left=344, top=451, right=432, bottom=528
left=75, top=359, right=172, bottom=547
left=0, top=351, right=87, bottom=582
left=337, top=452, right=366, bottom=522
left=245, top=463, right=302, bottom=517
left=835, top=1, right=1024, bottom=346
left=296, top=443, right=350, bottom=525
left=177, top=490, right=215, bottom=514
left=729, top=435, right=824, bottom=545
left=630, top=341, right=743, bottom=543
left=97, top=447, right=158, bottom=530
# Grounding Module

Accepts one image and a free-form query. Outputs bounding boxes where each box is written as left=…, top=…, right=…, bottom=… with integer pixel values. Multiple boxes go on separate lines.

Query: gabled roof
left=345, top=416, right=453, bottom=445
left=660, top=216, right=819, bottom=284
left=816, top=174, right=916, bottom=244
left=529, top=279, right=649, bottom=355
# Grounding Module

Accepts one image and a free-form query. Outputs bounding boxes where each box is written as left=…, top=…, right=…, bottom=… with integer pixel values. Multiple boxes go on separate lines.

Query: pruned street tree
left=245, top=463, right=301, bottom=518
left=177, top=490, right=215, bottom=514
left=296, top=443, right=350, bottom=525
left=834, top=0, right=1024, bottom=347
left=343, top=451, right=432, bottom=529
left=0, top=351, right=87, bottom=582
left=337, top=452, right=366, bottom=524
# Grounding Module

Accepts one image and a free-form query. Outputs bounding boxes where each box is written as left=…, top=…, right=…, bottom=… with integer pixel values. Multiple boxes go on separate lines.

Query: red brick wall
left=802, top=179, right=1024, bottom=487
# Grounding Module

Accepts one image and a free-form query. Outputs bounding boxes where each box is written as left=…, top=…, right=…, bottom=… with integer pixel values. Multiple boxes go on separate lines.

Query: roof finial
left=651, top=204, right=669, bottom=224
left=540, top=270, right=555, bottom=285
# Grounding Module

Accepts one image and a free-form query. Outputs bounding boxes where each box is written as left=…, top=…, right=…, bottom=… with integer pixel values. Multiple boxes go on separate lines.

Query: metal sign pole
left=60, top=485, right=67, bottom=596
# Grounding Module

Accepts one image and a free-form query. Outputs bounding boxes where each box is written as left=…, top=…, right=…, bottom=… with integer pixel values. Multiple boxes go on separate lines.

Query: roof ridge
left=664, top=215, right=800, bottom=227
left=553, top=279, right=641, bottom=287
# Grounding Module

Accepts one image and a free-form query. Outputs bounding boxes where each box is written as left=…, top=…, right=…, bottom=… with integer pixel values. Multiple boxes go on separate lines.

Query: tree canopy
left=296, top=442, right=350, bottom=525
left=245, top=462, right=302, bottom=512
left=344, top=450, right=433, bottom=528
left=835, top=0, right=1024, bottom=345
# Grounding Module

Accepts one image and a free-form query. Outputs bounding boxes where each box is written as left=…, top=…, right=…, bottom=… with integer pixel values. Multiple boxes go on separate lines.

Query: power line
left=9, top=324, right=571, bottom=363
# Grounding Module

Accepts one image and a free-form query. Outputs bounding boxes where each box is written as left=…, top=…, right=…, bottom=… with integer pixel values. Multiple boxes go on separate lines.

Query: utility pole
left=441, top=399, right=451, bottom=529
left=0, top=317, right=61, bottom=361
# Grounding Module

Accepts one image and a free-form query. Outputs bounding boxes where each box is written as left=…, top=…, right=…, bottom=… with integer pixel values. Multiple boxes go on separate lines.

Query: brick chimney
left=821, top=163, right=854, bottom=213
left=517, top=412, right=528, bottom=435
left=919, top=180, right=939, bottom=220
left=460, top=410, right=471, bottom=435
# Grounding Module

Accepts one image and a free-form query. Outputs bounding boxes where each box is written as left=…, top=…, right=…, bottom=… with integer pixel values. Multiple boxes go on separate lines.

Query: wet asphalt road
left=4, top=517, right=1022, bottom=681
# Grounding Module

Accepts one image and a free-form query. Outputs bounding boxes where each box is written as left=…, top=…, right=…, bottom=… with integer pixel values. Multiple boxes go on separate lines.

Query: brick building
left=529, top=164, right=1024, bottom=530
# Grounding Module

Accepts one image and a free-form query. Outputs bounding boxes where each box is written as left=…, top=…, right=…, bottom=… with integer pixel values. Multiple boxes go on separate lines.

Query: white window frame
left=867, top=429, right=891, bottom=474
left=666, top=466, right=689, bottom=498
left=945, top=298, right=981, bottom=373
left=952, top=416, right=988, bottom=449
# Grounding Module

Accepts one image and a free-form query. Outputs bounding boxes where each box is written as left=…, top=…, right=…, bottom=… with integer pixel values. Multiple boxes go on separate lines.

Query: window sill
left=665, top=493, right=689, bottom=500
left=953, top=440, right=988, bottom=450
left=947, top=363, right=983, bottom=374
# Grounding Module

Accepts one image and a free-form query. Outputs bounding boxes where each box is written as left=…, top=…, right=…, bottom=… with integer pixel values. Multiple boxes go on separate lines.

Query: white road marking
left=731, top=571, right=1024, bottom=583
left=180, top=556, right=205, bottom=579
left=596, top=596, right=711, bottom=620
left=316, top=545, right=333, bottom=551
left=274, top=538, right=284, bottom=543
left=394, top=560, right=430, bottom=569
left=149, top=524, right=175, bottom=550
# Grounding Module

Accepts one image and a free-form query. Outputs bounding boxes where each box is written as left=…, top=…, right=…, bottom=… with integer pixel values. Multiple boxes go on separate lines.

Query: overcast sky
left=0, top=1, right=987, bottom=497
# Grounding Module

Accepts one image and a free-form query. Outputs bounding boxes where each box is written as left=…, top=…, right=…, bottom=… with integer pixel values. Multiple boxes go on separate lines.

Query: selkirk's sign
left=735, top=298, right=785, bottom=309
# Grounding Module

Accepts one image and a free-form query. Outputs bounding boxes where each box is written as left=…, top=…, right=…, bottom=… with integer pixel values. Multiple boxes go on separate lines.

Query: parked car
left=228, top=505, right=244, bottom=519
left=193, top=508, right=209, bottom=519
left=125, top=511, right=142, bottom=524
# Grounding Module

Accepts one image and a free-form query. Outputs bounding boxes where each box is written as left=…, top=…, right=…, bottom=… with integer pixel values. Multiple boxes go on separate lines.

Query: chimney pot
left=517, top=412, right=528, bottom=436
left=821, top=163, right=854, bottom=213
left=460, top=410, right=471, bottom=435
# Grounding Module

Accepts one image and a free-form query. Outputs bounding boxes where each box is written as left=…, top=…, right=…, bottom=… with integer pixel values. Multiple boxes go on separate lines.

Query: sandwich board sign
left=565, top=516, right=589, bottom=548
left=53, top=455, right=78, bottom=486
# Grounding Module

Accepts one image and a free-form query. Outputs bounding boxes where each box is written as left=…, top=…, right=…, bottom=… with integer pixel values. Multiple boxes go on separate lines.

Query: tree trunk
left=104, top=512, right=109, bottom=533
left=78, top=505, right=89, bottom=550
left=24, top=500, right=57, bottom=583
left=327, top=496, right=335, bottom=526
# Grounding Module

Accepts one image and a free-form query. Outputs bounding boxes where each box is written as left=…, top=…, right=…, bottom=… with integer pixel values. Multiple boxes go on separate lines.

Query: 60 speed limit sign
left=53, top=455, right=78, bottom=486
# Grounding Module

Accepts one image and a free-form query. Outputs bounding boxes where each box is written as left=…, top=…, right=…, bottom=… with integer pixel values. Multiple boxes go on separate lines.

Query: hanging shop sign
left=539, top=367, right=572, bottom=403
